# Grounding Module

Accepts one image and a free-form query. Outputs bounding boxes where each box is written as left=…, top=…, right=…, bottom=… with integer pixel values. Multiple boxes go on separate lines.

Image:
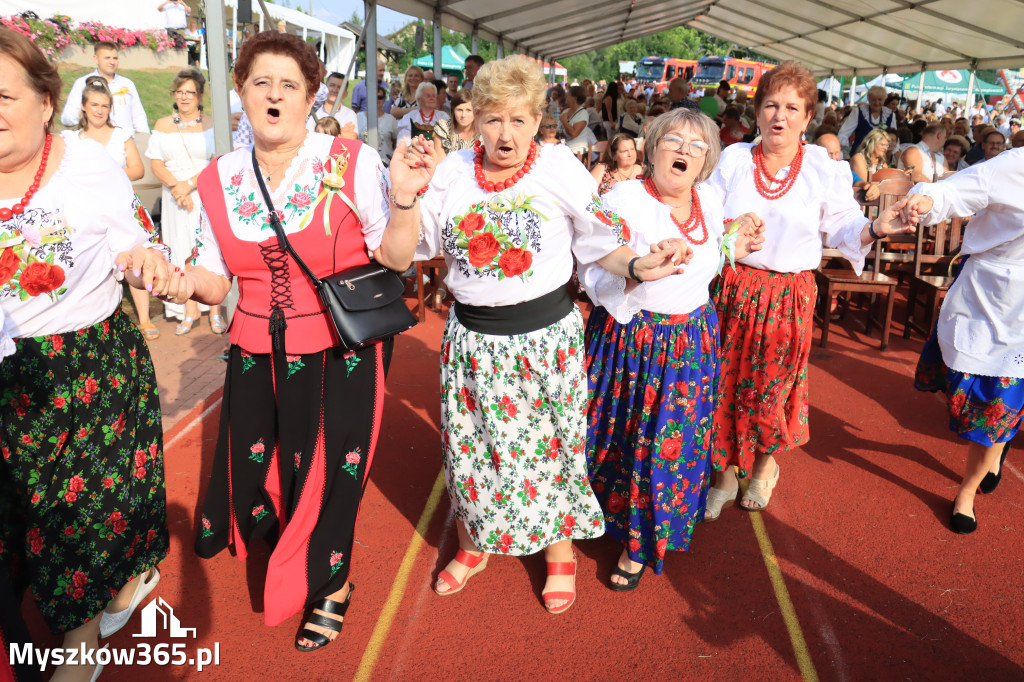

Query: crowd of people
left=1, top=19, right=1023, bottom=682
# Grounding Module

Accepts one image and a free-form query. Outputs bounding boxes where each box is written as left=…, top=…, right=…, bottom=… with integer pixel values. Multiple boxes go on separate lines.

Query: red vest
left=197, top=138, right=369, bottom=354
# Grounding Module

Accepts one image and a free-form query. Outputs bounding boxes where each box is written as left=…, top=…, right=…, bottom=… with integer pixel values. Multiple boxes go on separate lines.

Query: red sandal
left=434, top=549, right=489, bottom=596
left=542, top=552, right=577, bottom=615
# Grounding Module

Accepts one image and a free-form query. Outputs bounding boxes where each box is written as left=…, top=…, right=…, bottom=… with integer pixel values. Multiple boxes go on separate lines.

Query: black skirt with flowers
left=0, top=309, right=168, bottom=633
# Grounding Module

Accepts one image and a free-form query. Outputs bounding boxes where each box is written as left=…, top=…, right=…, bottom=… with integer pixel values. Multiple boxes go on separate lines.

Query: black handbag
left=252, top=149, right=416, bottom=351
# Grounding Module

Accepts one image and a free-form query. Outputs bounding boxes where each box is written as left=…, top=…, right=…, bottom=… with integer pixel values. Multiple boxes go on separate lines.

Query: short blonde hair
left=643, top=108, right=721, bottom=184
left=314, top=116, right=341, bottom=136
left=471, top=55, right=546, bottom=116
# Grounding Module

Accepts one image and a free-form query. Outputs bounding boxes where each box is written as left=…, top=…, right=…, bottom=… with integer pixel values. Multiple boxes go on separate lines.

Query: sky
left=291, top=0, right=416, bottom=35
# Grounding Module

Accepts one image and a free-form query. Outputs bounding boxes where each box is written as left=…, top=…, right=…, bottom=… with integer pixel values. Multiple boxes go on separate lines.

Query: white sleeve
left=61, top=77, right=86, bottom=127
left=128, top=81, right=150, bottom=134
left=396, top=113, right=411, bottom=142
left=577, top=183, right=639, bottom=323
left=837, top=108, right=858, bottom=151
left=819, top=158, right=871, bottom=273
left=415, top=158, right=447, bottom=259
left=914, top=155, right=999, bottom=225
left=90, top=148, right=169, bottom=264
left=190, top=205, right=231, bottom=278
left=548, top=148, right=630, bottom=264
left=144, top=132, right=163, bottom=161
left=353, top=144, right=391, bottom=253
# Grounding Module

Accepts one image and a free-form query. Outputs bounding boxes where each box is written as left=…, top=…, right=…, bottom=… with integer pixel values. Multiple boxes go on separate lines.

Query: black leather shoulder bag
left=252, top=149, right=416, bottom=351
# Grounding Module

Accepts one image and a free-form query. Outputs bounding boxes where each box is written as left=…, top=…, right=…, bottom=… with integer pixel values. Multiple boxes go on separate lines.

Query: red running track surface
left=18, top=303, right=1024, bottom=681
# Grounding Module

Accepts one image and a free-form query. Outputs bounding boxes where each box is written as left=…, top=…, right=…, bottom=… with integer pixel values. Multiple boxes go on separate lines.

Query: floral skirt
left=915, top=328, right=1024, bottom=447
left=0, top=310, right=168, bottom=633
left=710, top=264, right=816, bottom=477
left=440, top=307, right=604, bottom=556
left=195, top=340, right=390, bottom=627
left=585, top=304, right=718, bottom=573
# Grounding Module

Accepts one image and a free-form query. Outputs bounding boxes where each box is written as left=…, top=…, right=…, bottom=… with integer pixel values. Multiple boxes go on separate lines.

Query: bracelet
left=390, top=191, right=417, bottom=210
left=627, top=256, right=643, bottom=283
left=867, top=219, right=882, bottom=240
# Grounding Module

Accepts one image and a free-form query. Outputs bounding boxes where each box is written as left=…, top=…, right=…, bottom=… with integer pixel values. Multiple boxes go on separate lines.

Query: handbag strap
left=251, top=147, right=323, bottom=287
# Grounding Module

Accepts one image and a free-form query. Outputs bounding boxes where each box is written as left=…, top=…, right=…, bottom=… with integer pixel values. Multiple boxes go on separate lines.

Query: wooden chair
left=903, top=216, right=965, bottom=338
left=412, top=257, right=447, bottom=322
left=814, top=190, right=901, bottom=350
left=814, top=239, right=899, bottom=350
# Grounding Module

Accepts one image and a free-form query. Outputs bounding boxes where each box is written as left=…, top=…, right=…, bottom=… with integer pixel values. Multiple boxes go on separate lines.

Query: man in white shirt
left=900, top=123, right=946, bottom=183
left=310, top=72, right=357, bottom=138
left=934, top=98, right=946, bottom=117
left=157, top=0, right=190, bottom=30
left=60, top=42, right=150, bottom=134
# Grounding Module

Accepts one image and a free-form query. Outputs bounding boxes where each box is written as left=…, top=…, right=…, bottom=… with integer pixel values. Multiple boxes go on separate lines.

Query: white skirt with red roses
left=439, top=306, right=604, bottom=555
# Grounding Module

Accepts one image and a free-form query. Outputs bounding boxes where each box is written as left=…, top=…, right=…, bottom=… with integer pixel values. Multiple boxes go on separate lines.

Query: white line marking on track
left=164, top=397, right=223, bottom=451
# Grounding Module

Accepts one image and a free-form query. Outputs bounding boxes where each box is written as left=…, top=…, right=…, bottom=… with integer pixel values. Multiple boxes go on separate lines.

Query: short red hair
left=753, top=61, right=817, bottom=116
left=233, top=30, right=324, bottom=96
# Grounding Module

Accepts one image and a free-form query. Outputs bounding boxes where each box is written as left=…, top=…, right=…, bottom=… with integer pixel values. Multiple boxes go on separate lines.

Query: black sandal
left=609, top=564, right=646, bottom=592
left=295, top=583, right=354, bottom=652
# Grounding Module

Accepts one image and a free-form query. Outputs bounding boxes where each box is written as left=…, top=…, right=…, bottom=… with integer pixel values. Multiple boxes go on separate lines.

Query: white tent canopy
left=376, top=0, right=1024, bottom=77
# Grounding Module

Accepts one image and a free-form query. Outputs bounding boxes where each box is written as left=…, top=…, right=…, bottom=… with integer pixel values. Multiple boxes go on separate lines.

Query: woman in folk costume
left=702, top=62, right=913, bottom=520
left=580, top=107, right=765, bottom=589
left=181, top=31, right=424, bottom=651
left=905, top=147, right=1024, bottom=534
left=411, top=56, right=690, bottom=613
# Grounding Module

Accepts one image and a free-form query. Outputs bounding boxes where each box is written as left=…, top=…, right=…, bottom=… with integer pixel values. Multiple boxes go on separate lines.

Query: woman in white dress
left=905, top=147, right=1024, bottom=534
left=146, top=67, right=224, bottom=334
left=63, top=77, right=160, bottom=341
left=396, top=82, right=449, bottom=144
left=411, top=56, right=689, bottom=614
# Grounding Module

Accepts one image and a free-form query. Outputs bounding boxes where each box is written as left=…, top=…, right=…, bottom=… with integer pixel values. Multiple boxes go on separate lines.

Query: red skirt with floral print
left=710, top=264, right=816, bottom=477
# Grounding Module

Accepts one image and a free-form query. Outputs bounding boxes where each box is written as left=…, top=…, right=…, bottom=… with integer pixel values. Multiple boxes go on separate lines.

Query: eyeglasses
left=541, top=124, right=557, bottom=129
left=174, top=90, right=198, bottom=98
left=659, top=135, right=709, bottom=157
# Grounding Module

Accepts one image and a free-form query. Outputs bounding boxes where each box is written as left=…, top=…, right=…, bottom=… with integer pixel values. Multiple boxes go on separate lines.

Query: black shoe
left=609, top=563, right=647, bottom=592
left=295, top=583, right=354, bottom=652
left=979, top=442, right=1010, bottom=494
left=951, top=505, right=977, bottom=534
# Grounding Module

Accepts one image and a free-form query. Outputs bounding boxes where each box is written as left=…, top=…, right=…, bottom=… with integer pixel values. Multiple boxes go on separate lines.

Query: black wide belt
left=453, top=286, right=573, bottom=336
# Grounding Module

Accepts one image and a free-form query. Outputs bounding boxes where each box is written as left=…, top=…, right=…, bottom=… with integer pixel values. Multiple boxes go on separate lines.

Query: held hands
left=731, top=212, right=766, bottom=260
left=389, top=135, right=438, bottom=202
left=116, top=247, right=173, bottom=295
left=874, top=197, right=917, bottom=237
left=637, top=238, right=694, bottom=280
left=898, top=193, right=934, bottom=227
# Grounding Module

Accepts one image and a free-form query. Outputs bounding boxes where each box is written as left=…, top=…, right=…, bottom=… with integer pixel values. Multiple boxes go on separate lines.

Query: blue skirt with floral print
left=585, top=303, right=718, bottom=574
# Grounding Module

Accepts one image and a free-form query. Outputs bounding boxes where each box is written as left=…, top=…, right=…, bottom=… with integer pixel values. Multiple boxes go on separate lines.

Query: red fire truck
left=690, top=56, right=774, bottom=93
left=635, top=56, right=697, bottom=95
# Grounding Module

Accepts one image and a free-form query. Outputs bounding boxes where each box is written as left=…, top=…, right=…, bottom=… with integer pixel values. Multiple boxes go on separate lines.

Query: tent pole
left=849, top=75, right=857, bottom=106
left=966, top=67, right=977, bottom=112
left=206, top=0, right=233, bottom=155
left=433, top=8, right=442, bottom=78
left=231, top=7, right=237, bottom=62
left=471, top=25, right=478, bottom=55
left=334, top=17, right=368, bottom=114
left=917, top=67, right=926, bottom=113
left=365, top=0, right=378, bottom=151
left=496, top=36, right=503, bottom=58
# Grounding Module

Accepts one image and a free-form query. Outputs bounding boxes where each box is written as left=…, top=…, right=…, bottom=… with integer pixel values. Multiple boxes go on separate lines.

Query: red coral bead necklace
left=0, top=133, right=51, bottom=223
left=751, top=142, right=803, bottom=200
left=474, top=140, right=538, bottom=193
left=643, top=175, right=709, bottom=246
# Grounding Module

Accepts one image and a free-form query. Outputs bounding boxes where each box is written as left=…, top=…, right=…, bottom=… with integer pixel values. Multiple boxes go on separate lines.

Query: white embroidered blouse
left=707, top=143, right=871, bottom=274
left=417, top=143, right=629, bottom=307
left=0, top=139, right=166, bottom=337
left=191, top=132, right=391, bottom=278
left=579, top=179, right=726, bottom=323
